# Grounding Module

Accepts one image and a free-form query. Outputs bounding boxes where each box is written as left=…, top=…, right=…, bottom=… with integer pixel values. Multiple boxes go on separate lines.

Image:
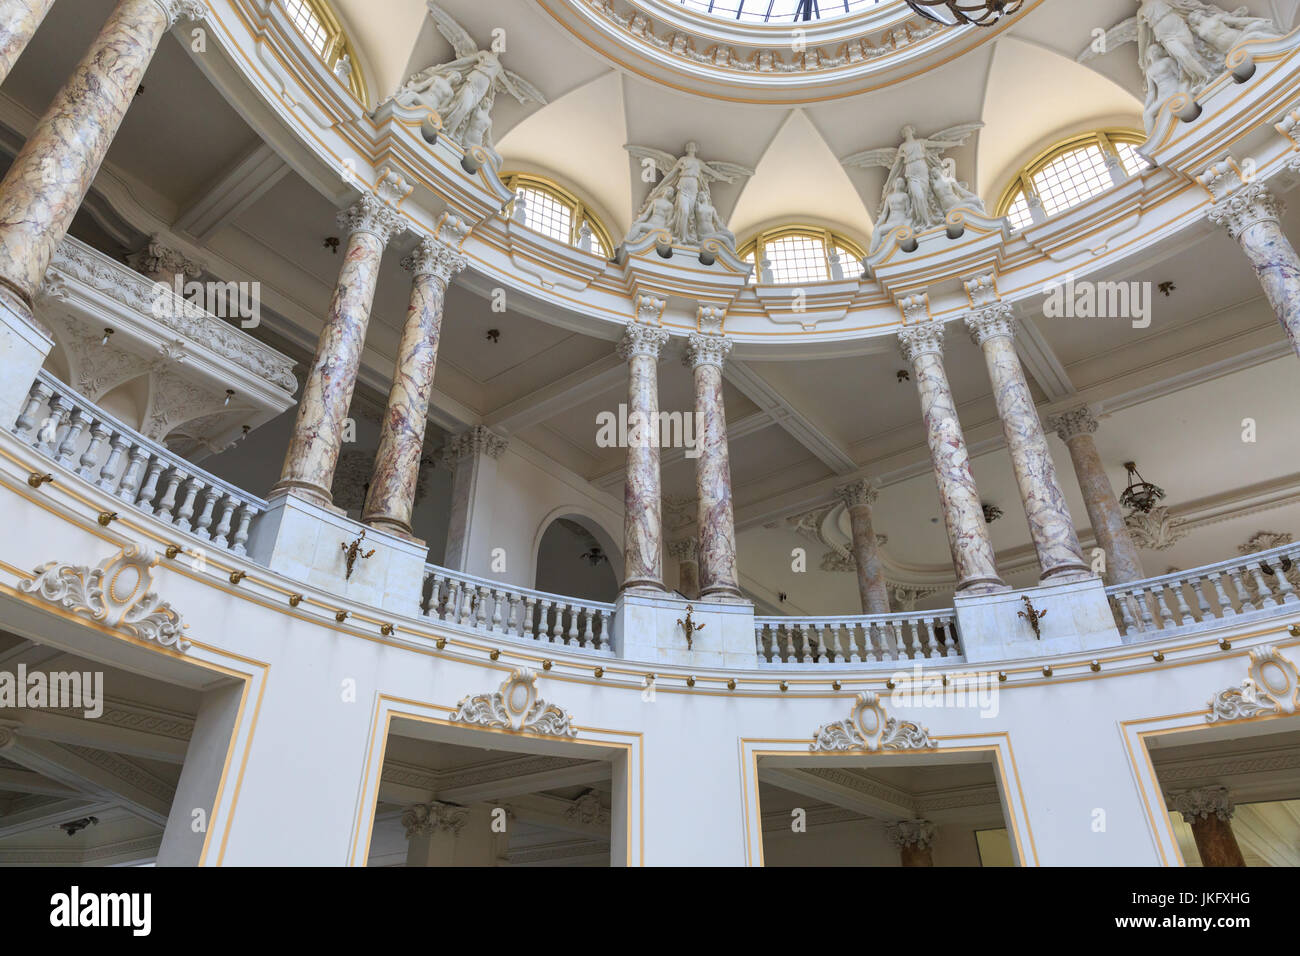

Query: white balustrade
left=754, top=611, right=961, bottom=666
left=1107, top=542, right=1300, bottom=639
left=422, top=565, right=615, bottom=654
left=12, top=370, right=266, bottom=556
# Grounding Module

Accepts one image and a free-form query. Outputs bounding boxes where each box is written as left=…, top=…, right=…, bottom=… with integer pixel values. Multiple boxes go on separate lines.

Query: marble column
left=886, top=819, right=936, bottom=867
left=898, top=323, right=1005, bottom=593
left=0, top=0, right=56, bottom=85
left=273, top=194, right=405, bottom=506
left=362, top=236, right=466, bottom=537
left=1207, top=184, right=1300, bottom=359
left=836, top=478, right=891, bottom=614
left=1046, top=406, right=1145, bottom=585
left=684, top=332, right=741, bottom=599
left=966, top=307, right=1091, bottom=583
left=0, top=0, right=206, bottom=312
left=1169, top=787, right=1246, bottom=867
left=617, top=321, right=669, bottom=592
left=668, top=537, right=699, bottom=599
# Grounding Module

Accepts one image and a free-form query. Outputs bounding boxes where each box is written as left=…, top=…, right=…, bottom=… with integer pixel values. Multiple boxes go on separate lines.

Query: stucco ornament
left=811, top=692, right=935, bottom=752
left=389, top=2, right=547, bottom=156
left=622, top=142, right=754, bottom=250
left=1079, top=1, right=1281, bottom=131
left=450, top=668, right=576, bottom=737
left=1207, top=646, right=1299, bottom=723
left=18, top=545, right=190, bottom=651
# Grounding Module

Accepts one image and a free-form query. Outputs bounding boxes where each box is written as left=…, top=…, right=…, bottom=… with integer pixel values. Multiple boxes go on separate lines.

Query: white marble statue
left=622, top=142, right=753, bottom=249
left=388, top=2, right=547, bottom=153
left=842, top=123, right=985, bottom=246
left=1079, top=1, right=1281, bottom=131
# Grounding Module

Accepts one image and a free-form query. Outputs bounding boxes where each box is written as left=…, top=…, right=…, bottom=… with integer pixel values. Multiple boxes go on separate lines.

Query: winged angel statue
left=389, top=2, right=547, bottom=164
left=622, top=142, right=754, bottom=251
left=1078, top=1, right=1280, bottom=131
left=842, top=124, right=985, bottom=253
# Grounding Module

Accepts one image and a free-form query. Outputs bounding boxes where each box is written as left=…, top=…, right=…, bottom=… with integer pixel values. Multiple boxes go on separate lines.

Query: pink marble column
left=1208, top=184, right=1300, bottom=358
left=668, top=537, right=699, bottom=599
left=898, top=323, right=1005, bottom=593
left=0, top=0, right=56, bottom=84
left=1046, top=406, right=1145, bottom=585
left=273, top=194, right=405, bottom=506
left=966, top=307, right=1091, bottom=584
left=362, top=236, right=466, bottom=537
left=0, top=0, right=205, bottom=314
left=617, top=321, right=669, bottom=592
left=685, top=332, right=741, bottom=599
left=836, top=478, right=890, bottom=614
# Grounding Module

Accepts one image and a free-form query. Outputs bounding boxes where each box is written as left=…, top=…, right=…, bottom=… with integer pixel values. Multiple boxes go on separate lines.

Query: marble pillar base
left=613, top=590, right=756, bottom=668
left=954, top=576, right=1118, bottom=664
left=247, top=490, right=428, bottom=617
left=0, top=285, right=51, bottom=429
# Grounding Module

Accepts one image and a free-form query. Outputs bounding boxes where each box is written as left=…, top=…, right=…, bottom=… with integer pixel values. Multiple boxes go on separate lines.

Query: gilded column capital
left=1045, top=405, right=1099, bottom=443
left=1207, top=182, right=1286, bottom=241
left=617, top=321, right=670, bottom=362
left=337, top=193, right=407, bottom=246
left=402, top=235, right=467, bottom=285
left=1168, top=786, right=1235, bottom=822
left=683, top=331, right=732, bottom=370
left=897, top=321, right=946, bottom=363
left=886, top=819, right=936, bottom=849
left=835, top=477, right=880, bottom=510
left=964, top=304, right=1017, bottom=346
left=152, top=0, right=208, bottom=28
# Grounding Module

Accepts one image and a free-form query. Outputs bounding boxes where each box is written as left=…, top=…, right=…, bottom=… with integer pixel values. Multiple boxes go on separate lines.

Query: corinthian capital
left=440, top=426, right=507, bottom=465
left=667, top=537, right=698, bottom=562
left=402, top=236, right=467, bottom=284
left=337, top=193, right=407, bottom=245
left=683, top=332, right=732, bottom=369
left=617, top=321, right=669, bottom=362
left=835, top=477, right=879, bottom=510
left=964, top=304, right=1017, bottom=346
left=1207, top=183, right=1286, bottom=241
left=1168, top=786, right=1235, bottom=822
left=1045, top=405, right=1098, bottom=443
left=886, top=819, right=936, bottom=849
left=897, top=321, right=946, bottom=363
left=401, top=801, right=470, bottom=838
left=153, top=0, right=208, bottom=28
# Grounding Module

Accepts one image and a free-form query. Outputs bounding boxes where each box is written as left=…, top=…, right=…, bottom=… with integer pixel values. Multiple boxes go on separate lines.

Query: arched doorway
left=533, top=514, right=620, bottom=602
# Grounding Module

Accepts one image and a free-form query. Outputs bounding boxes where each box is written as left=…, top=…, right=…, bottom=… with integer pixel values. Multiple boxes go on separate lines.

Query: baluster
left=482, top=589, right=498, bottom=632
left=921, top=617, right=938, bottom=658
left=474, top=587, right=489, bottom=630
left=1249, top=561, right=1279, bottom=607
left=41, top=394, right=72, bottom=455
left=96, top=433, right=129, bottom=491
left=534, top=598, right=549, bottom=640
left=444, top=579, right=462, bottom=622
left=195, top=487, right=221, bottom=539
left=844, top=622, right=861, bottom=663
left=755, top=626, right=767, bottom=664
left=601, top=608, right=615, bottom=650
left=175, top=477, right=204, bottom=532
left=423, top=571, right=441, bottom=617
left=1110, top=596, right=1132, bottom=636
left=1187, top=576, right=1213, bottom=620
left=565, top=604, right=579, bottom=646
left=77, top=421, right=110, bottom=479
left=502, top=592, right=518, bottom=636
left=1169, top=581, right=1194, bottom=627
left=135, top=455, right=165, bottom=508
left=523, top=596, right=538, bottom=639
left=828, top=623, right=845, bottom=663
left=212, top=496, right=238, bottom=549
left=794, top=626, right=810, bottom=663
left=862, top=623, right=878, bottom=662
left=13, top=380, right=51, bottom=436
left=231, top=505, right=255, bottom=556
left=55, top=407, right=89, bottom=464
left=116, top=444, right=149, bottom=502
left=582, top=607, right=595, bottom=647
left=1271, top=555, right=1300, bottom=605
left=1227, top=567, right=1255, bottom=612
left=1132, top=588, right=1155, bottom=631
left=1152, top=585, right=1176, bottom=628
left=155, top=468, right=186, bottom=521
left=778, top=626, right=793, bottom=664
left=1206, top=572, right=1235, bottom=618
left=460, top=584, right=477, bottom=626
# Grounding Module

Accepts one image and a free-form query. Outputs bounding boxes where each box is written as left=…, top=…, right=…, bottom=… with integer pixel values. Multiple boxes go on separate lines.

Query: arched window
left=737, top=226, right=867, bottom=285
left=996, top=130, right=1149, bottom=230
left=502, top=173, right=615, bottom=258
left=280, top=0, right=368, bottom=106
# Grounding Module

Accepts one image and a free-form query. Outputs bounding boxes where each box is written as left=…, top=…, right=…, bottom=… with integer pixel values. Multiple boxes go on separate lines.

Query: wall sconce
left=100, top=328, right=114, bottom=346
left=165, top=544, right=182, bottom=559
left=727, top=679, right=736, bottom=690
left=779, top=681, right=789, bottom=692
left=542, top=659, right=552, bottom=670
left=686, top=675, right=696, bottom=687
left=27, top=473, right=53, bottom=488
left=489, top=649, right=500, bottom=660
left=229, top=570, right=246, bottom=585
left=593, top=666, right=603, bottom=678
left=380, top=623, right=394, bottom=636
left=1090, top=660, right=1101, bottom=672
left=1152, top=651, right=1165, bottom=662
left=832, top=680, right=842, bottom=691
left=1041, top=666, right=1053, bottom=677
left=224, top=389, right=234, bottom=407
left=288, top=593, right=303, bottom=607
left=97, top=511, right=118, bottom=526
left=335, top=610, right=349, bottom=623
left=435, top=637, right=447, bottom=649
left=1219, top=638, right=1232, bottom=650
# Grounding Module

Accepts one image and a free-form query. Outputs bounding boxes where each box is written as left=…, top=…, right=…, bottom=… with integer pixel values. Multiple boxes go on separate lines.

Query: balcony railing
left=1106, top=541, right=1300, bottom=639
left=13, top=370, right=267, bottom=555
left=754, top=611, right=961, bottom=665
left=422, top=565, right=615, bottom=654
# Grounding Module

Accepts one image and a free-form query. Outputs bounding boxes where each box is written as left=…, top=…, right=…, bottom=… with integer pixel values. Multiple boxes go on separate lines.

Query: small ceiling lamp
left=904, top=0, right=1023, bottom=26
left=1120, top=461, right=1166, bottom=514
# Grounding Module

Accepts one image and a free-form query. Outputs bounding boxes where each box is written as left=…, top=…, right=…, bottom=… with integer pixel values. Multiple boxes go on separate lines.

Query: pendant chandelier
left=1119, top=461, right=1166, bottom=515
left=903, top=0, right=1023, bottom=26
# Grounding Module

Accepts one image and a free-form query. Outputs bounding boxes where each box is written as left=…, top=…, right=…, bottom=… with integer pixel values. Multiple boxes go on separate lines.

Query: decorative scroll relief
left=449, top=669, right=576, bottom=737
left=401, top=801, right=469, bottom=837
left=811, top=692, right=935, bottom=753
left=17, top=545, right=191, bottom=652
left=1207, top=646, right=1300, bottom=723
